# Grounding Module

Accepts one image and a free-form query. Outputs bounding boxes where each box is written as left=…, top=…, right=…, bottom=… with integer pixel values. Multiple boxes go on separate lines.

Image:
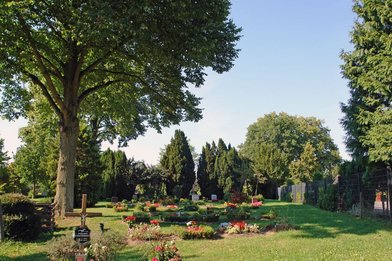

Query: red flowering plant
left=225, top=202, right=237, bottom=209
left=251, top=201, right=263, bottom=208
left=149, top=240, right=182, bottom=261
left=124, top=215, right=136, bottom=228
left=150, top=219, right=160, bottom=226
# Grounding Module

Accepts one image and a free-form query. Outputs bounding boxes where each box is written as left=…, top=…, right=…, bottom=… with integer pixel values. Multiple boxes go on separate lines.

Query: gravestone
left=191, top=194, right=200, bottom=201
left=111, top=196, right=119, bottom=204
left=211, top=194, right=218, bottom=202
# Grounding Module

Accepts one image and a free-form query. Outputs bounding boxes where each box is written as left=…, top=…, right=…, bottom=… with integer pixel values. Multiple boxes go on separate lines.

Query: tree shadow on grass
left=0, top=253, right=48, bottom=261
left=261, top=202, right=392, bottom=239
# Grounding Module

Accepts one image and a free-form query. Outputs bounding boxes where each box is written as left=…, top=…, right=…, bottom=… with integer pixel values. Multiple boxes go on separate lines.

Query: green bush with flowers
left=179, top=221, right=215, bottom=240
left=149, top=240, right=182, bottom=261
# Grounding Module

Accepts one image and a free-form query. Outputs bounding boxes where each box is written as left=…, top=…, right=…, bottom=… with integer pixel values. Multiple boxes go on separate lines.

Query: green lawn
left=1, top=200, right=391, bottom=260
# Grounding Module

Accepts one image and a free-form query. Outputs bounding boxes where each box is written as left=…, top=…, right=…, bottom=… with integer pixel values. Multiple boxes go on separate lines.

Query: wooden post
left=65, top=194, right=102, bottom=222
left=0, top=203, right=4, bottom=241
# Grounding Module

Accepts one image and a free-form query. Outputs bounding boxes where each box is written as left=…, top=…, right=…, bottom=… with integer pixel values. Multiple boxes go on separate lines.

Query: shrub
left=163, top=213, right=190, bottom=223
left=252, top=194, right=264, bottom=202
left=0, top=193, right=41, bottom=241
left=226, top=206, right=250, bottom=221
left=317, top=185, right=338, bottom=211
left=149, top=240, right=182, bottom=261
left=182, top=205, right=199, bottom=211
left=134, top=211, right=151, bottom=223
left=47, top=231, right=125, bottom=261
left=180, top=225, right=215, bottom=239
left=135, top=203, right=145, bottom=212
left=148, top=205, right=157, bottom=212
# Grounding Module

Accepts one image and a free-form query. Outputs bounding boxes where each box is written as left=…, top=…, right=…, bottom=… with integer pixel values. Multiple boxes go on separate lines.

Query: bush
left=252, top=194, right=264, bottom=202
left=148, top=205, right=157, bottom=212
left=226, top=206, right=250, bottom=221
left=47, top=231, right=125, bottom=260
left=164, top=213, right=190, bottom=223
left=180, top=225, right=215, bottom=239
left=182, top=205, right=199, bottom=211
left=135, top=203, right=145, bottom=212
left=134, top=211, right=151, bottom=223
left=317, top=185, right=338, bottom=211
left=0, top=193, right=41, bottom=241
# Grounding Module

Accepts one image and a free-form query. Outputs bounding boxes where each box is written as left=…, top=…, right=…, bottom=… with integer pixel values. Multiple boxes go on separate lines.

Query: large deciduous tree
left=240, top=112, right=341, bottom=186
left=160, top=130, right=195, bottom=198
left=341, top=0, right=392, bottom=165
left=0, top=1, right=240, bottom=216
left=0, top=139, right=10, bottom=193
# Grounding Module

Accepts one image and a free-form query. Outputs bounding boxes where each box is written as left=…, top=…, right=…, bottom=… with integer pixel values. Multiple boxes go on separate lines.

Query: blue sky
left=0, top=0, right=356, bottom=164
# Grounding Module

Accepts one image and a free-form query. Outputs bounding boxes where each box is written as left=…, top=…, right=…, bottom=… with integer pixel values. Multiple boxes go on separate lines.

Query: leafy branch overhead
left=0, top=0, right=241, bottom=144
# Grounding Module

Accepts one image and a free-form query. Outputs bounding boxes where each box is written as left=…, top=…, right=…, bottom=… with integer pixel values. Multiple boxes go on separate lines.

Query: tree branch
left=80, top=50, right=114, bottom=78
left=26, top=72, right=63, bottom=118
left=17, top=14, right=66, bottom=113
left=77, top=80, right=122, bottom=104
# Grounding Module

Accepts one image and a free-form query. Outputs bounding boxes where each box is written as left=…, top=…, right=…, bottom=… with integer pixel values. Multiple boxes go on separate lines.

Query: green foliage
left=160, top=130, right=195, bottom=198
left=198, top=139, right=248, bottom=200
left=47, top=231, right=125, bottom=261
left=225, top=206, right=250, bottom=221
left=180, top=225, right=215, bottom=240
left=0, top=193, right=41, bottom=241
left=341, top=0, right=392, bottom=163
left=317, top=186, right=338, bottom=212
left=240, top=112, right=341, bottom=186
left=74, top=125, right=103, bottom=207
left=0, top=0, right=240, bottom=213
left=0, top=138, right=10, bottom=193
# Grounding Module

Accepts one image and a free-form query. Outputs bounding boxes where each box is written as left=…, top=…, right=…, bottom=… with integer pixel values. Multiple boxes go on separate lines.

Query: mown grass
left=0, top=200, right=391, bottom=260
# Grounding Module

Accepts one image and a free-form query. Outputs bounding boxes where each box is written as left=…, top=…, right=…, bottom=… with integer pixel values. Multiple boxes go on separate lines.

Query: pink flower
left=151, top=258, right=158, bottom=261
left=155, top=245, right=164, bottom=252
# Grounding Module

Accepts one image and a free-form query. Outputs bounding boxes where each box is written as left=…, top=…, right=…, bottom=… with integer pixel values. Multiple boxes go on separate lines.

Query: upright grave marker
left=65, top=194, right=102, bottom=261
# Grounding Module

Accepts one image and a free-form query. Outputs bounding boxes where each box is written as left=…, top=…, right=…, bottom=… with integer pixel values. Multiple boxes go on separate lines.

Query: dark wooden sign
left=73, top=226, right=91, bottom=244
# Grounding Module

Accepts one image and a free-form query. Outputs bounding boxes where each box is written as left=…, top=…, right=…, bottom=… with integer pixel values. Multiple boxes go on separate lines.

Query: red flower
left=151, top=258, right=158, bottom=261
left=231, top=220, right=246, bottom=230
left=153, top=203, right=160, bottom=207
left=150, top=219, right=160, bottom=226
left=125, top=215, right=136, bottom=221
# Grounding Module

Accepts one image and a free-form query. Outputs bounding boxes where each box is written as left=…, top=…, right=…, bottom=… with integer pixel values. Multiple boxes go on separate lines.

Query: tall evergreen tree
left=74, top=125, right=103, bottom=207
left=160, top=130, right=195, bottom=198
left=341, top=0, right=392, bottom=164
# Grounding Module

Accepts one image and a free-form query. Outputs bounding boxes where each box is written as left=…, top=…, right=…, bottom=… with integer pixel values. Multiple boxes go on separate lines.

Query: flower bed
left=149, top=240, right=182, bottom=261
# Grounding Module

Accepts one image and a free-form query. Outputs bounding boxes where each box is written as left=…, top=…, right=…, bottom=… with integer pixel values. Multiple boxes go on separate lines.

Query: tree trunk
left=54, top=115, right=79, bottom=217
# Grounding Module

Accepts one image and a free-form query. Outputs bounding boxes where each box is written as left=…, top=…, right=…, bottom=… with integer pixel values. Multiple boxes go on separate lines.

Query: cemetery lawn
left=1, top=200, right=392, bottom=260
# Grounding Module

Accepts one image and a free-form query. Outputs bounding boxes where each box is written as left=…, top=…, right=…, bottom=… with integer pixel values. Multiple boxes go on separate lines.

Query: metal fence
left=278, top=167, right=392, bottom=220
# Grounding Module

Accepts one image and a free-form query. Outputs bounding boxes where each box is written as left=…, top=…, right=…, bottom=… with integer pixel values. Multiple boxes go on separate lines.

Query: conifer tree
left=160, top=130, right=195, bottom=198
